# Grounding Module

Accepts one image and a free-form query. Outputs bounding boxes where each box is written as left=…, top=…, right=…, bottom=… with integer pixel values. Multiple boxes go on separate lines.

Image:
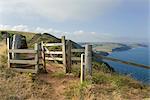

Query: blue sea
left=104, top=47, right=150, bottom=84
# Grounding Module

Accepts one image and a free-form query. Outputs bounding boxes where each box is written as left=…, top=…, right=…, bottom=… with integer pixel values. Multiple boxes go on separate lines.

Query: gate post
left=41, top=41, right=46, bottom=72
left=35, top=43, right=39, bottom=73
left=7, top=37, right=10, bottom=68
left=85, top=45, right=92, bottom=76
left=81, top=54, right=85, bottom=84
left=62, top=36, right=67, bottom=73
left=66, top=40, right=72, bottom=73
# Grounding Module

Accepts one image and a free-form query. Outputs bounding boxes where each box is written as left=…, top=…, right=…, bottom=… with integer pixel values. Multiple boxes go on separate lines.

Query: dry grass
left=0, top=42, right=7, bottom=67
left=0, top=69, right=54, bottom=100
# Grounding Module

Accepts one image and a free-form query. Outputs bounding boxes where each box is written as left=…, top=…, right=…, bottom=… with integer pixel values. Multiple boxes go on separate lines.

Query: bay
left=104, top=47, right=150, bottom=84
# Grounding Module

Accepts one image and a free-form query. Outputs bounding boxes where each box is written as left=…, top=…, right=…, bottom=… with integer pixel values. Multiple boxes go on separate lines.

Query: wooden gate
left=41, top=36, right=67, bottom=72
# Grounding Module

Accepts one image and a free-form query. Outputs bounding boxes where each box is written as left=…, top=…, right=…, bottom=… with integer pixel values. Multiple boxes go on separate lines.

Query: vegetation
left=0, top=31, right=149, bottom=100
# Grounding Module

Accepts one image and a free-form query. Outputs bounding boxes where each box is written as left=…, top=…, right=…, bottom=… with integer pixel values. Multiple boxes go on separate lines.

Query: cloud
left=0, top=0, right=121, bottom=21
left=0, top=24, right=115, bottom=42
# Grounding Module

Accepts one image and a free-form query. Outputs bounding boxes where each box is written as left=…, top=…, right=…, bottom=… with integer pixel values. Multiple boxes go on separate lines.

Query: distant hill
left=0, top=31, right=83, bottom=49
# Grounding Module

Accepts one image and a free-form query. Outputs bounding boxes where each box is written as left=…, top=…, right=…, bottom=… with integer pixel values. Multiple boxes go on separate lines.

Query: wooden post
left=7, top=37, right=10, bottom=68
left=80, top=54, right=85, bottom=84
left=41, top=41, right=46, bottom=72
left=62, top=36, right=67, bottom=73
left=85, top=45, right=92, bottom=76
left=12, top=35, right=16, bottom=59
left=35, top=43, right=39, bottom=73
left=66, top=40, right=72, bottom=73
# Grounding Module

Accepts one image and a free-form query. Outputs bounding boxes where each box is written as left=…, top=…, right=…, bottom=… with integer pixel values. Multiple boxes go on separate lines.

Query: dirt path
left=38, top=63, right=79, bottom=100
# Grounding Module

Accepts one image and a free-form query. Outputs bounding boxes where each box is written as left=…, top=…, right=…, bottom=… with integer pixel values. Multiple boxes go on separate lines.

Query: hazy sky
left=0, top=0, right=149, bottom=43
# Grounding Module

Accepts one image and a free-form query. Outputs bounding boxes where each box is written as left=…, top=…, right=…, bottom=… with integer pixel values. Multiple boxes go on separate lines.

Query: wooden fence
left=7, top=38, right=39, bottom=73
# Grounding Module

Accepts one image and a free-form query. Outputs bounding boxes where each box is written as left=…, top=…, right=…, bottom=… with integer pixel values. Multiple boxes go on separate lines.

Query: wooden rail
left=94, top=54, right=150, bottom=69
left=7, top=37, right=39, bottom=73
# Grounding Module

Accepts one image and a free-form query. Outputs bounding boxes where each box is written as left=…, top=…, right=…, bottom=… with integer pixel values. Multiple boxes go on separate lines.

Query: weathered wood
left=11, top=68, right=36, bottom=73
left=9, top=49, right=36, bottom=53
left=66, top=40, right=72, bottom=73
left=7, top=38, right=10, bottom=68
left=43, top=43, right=63, bottom=46
left=85, top=45, right=92, bottom=76
left=34, top=43, right=39, bottom=73
left=45, top=51, right=63, bottom=54
left=12, top=35, right=16, bottom=59
left=45, top=57, right=63, bottom=61
left=41, top=41, right=46, bottom=72
left=71, top=57, right=81, bottom=61
left=80, top=54, right=85, bottom=84
left=62, top=36, right=67, bottom=72
left=10, top=60, right=36, bottom=64
left=94, top=54, right=150, bottom=69
left=71, top=49, right=85, bottom=52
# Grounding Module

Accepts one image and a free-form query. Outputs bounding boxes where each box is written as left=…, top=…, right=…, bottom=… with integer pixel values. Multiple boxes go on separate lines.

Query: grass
left=0, top=31, right=149, bottom=99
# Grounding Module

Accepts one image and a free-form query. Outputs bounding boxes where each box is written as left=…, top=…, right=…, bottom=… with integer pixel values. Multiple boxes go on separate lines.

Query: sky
left=0, top=0, right=149, bottom=43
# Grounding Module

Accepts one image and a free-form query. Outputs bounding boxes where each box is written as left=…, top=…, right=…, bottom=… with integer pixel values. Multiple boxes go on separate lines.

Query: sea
left=104, top=47, right=150, bottom=84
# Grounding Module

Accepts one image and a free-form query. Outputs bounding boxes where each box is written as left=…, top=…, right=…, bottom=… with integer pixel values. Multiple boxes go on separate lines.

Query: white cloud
left=0, top=0, right=121, bottom=21
left=0, top=24, right=114, bottom=42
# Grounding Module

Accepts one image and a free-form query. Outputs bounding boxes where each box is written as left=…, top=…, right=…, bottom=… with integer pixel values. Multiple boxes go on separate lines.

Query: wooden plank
left=10, top=60, right=36, bottom=65
left=43, top=43, right=63, bottom=46
left=85, top=45, right=92, bottom=76
left=71, top=49, right=85, bottom=52
left=71, top=57, right=81, bottom=61
left=45, top=57, right=63, bottom=61
left=9, top=49, right=36, bottom=53
left=45, top=51, right=63, bottom=54
left=7, top=38, right=10, bottom=68
left=94, top=54, right=150, bottom=69
left=11, top=68, right=36, bottom=73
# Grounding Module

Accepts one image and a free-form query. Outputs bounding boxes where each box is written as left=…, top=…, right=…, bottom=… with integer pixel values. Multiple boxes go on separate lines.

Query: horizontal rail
left=11, top=68, right=36, bottom=73
left=10, top=60, right=37, bottom=65
left=71, top=57, right=81, bottom=61
left=94, top=54, right=150, bottom=69
left=9, top=49, right=36, bottom=53
left=45, top=57, right=63, bottom=61
left=45, top=51, right=63, bottom=54
left=43, top=43, right=63, bottom=46
left=71, top=49, right=85, bottom=52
